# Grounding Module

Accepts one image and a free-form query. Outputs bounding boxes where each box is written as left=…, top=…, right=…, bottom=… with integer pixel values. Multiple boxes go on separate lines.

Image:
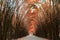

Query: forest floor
left=16, top=34, right=48, bottom=40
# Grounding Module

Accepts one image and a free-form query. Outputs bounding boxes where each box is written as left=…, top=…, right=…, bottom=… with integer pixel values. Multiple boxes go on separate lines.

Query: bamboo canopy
left=0, top=0, right=60, bottom=40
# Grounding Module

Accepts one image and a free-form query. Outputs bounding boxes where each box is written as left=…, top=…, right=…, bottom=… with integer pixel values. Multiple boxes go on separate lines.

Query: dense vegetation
left=0, top=0, right=60, bottom=40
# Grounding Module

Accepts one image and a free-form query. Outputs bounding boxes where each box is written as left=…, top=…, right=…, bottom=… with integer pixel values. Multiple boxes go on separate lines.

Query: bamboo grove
left=0, top=0, right=60, bottom=40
